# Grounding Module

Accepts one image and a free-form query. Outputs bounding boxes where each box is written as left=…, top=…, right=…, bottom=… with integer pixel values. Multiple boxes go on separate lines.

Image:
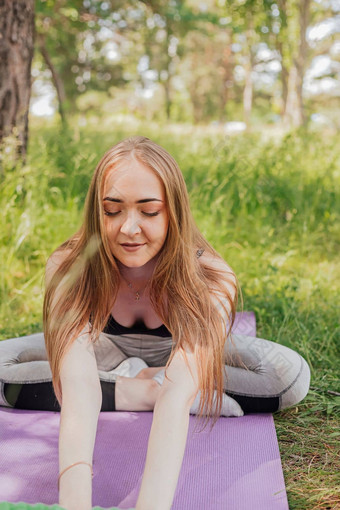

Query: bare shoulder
left=45, top=248, right=72, bottom=287
left=198, top=250, right=237, bottom=300
left=198, top=250, right=235, bottom=278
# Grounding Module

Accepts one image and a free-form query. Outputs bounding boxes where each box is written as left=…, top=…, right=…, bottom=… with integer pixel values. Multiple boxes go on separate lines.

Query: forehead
left=103, top=158, right=165, bottom=199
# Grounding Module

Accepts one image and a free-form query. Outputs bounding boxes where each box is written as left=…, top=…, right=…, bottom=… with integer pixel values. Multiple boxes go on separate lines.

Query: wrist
left=58, top=463, right=93, bottom=509
left=58, top=461, right=93, bottom=491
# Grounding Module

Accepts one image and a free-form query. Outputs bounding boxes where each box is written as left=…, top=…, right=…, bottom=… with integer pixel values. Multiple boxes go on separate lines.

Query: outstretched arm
left=135, top=347, right=199, bottom=510
left=45, top=254, right=102, bottom=510
left=58, top=330, right=102, bottom=510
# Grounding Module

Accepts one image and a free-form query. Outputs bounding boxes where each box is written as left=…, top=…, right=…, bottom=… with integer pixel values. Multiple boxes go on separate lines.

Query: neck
left=117, top=255, right=158, bottom=284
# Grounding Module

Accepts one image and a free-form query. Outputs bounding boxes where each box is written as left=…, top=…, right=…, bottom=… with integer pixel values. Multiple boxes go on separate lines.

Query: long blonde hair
left=43, top=135, right=238, bottom=429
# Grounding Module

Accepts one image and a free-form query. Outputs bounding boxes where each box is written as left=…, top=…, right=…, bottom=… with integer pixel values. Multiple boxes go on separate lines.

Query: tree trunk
left=190, top=90, right=203, bottom=124
left=218, top=34, right=233, bottom=124
left=284, top=64, right=300, bottom=127
left=38, top=34, right=66, bottom=125
left=295, top=0, right=311, bottom=126
left=0, top=0, right=35, bottom=161
left=281, top=63, right=289, bottom=118
left=243, top=56, right=253, bottom=129
left=164, top=73, right=171, bottom=121
left=281, top=64, right=289, bottom=117
left=277, top=0, right=288, bottom=119
left=243, top=27, right=255, bottom=130
left=276, top=38, right=289, bottom=117
left=283, top=0, right=310, bottom=127
left=163, top=23, right=173, bottom=121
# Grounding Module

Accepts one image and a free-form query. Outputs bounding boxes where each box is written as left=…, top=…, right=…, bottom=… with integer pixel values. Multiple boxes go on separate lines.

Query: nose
left=120, top=213, right=142, bottom=236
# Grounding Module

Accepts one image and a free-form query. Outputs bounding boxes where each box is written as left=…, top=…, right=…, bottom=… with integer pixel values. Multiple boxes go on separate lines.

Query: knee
left=279, top=355, right=311, bottom=410
left=145, top=379, right=161, bottom=405
left=135, top=368, right=150, bottom=380
left=132, top=378, right=161, bottom=409
left=0, top=335, right=52, bottom=408
left=115, top=377, right=160, bottom=411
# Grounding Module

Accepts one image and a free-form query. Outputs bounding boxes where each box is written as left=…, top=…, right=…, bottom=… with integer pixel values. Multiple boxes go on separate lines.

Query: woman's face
left=102, top=158, right=169, bottom=268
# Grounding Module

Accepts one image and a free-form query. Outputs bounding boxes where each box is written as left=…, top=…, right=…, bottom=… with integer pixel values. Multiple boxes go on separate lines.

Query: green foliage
left=30, top=0, right=340, bottom=127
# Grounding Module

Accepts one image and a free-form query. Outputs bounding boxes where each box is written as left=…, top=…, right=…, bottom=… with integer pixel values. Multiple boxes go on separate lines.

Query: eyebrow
left=103, top=197, right=163, bottom=204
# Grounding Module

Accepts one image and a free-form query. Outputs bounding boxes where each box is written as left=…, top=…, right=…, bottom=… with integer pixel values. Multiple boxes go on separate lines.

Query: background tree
left=277, top=0, right=312, bottom=127
left=1, top=0, right=338, bottom=157
left=224, top=0, right=276, bottom=129
left=0, top=0, right=35, bottom=162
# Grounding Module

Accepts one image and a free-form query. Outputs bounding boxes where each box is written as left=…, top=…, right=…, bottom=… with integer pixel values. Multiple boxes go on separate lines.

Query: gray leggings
left=0, top=331, right=311, bottom=413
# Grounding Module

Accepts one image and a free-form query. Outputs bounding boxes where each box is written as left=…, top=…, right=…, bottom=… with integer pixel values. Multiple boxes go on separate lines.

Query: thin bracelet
left=58, top=461, right=93, bottom=491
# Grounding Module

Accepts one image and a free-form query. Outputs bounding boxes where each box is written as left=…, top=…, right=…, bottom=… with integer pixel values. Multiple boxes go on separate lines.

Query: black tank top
left=103, top=249, right=205, bottom=337
left=103, top=316, right=172, bottom=337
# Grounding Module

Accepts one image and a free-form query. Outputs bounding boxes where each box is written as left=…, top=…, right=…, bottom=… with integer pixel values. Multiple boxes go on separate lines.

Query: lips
left=121, top=243, right=145, bottom=246
left=120, top=242, right=146, bottom=252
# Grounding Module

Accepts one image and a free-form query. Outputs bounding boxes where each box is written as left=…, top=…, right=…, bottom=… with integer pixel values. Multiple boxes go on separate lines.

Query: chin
left=123, top=259, right=148, bottom=268
left=114, top=254, right=151, bottom=268
left=112, top=245, right=163, bottom=268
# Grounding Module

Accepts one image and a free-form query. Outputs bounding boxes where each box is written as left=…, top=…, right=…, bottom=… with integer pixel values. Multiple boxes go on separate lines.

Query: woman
left=0, top=136, right=310, bottom=510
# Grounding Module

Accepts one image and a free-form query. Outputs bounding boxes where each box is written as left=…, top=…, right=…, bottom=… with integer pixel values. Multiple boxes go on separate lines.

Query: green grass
left=1, top=115, right=339, bottom=509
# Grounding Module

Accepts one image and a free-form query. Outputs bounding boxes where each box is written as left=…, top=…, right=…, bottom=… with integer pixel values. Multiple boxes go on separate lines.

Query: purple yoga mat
left=0, top=411, right=288, bottom=509
left=232, top=311, right=256, bottom=337
left=0, top=312, right=289, bottom=509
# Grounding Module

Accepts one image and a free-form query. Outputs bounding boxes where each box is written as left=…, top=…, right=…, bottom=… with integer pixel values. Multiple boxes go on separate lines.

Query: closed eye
left=104, top=211, right=119, bottom=216
left=104, top=211, right=160, bottom=217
